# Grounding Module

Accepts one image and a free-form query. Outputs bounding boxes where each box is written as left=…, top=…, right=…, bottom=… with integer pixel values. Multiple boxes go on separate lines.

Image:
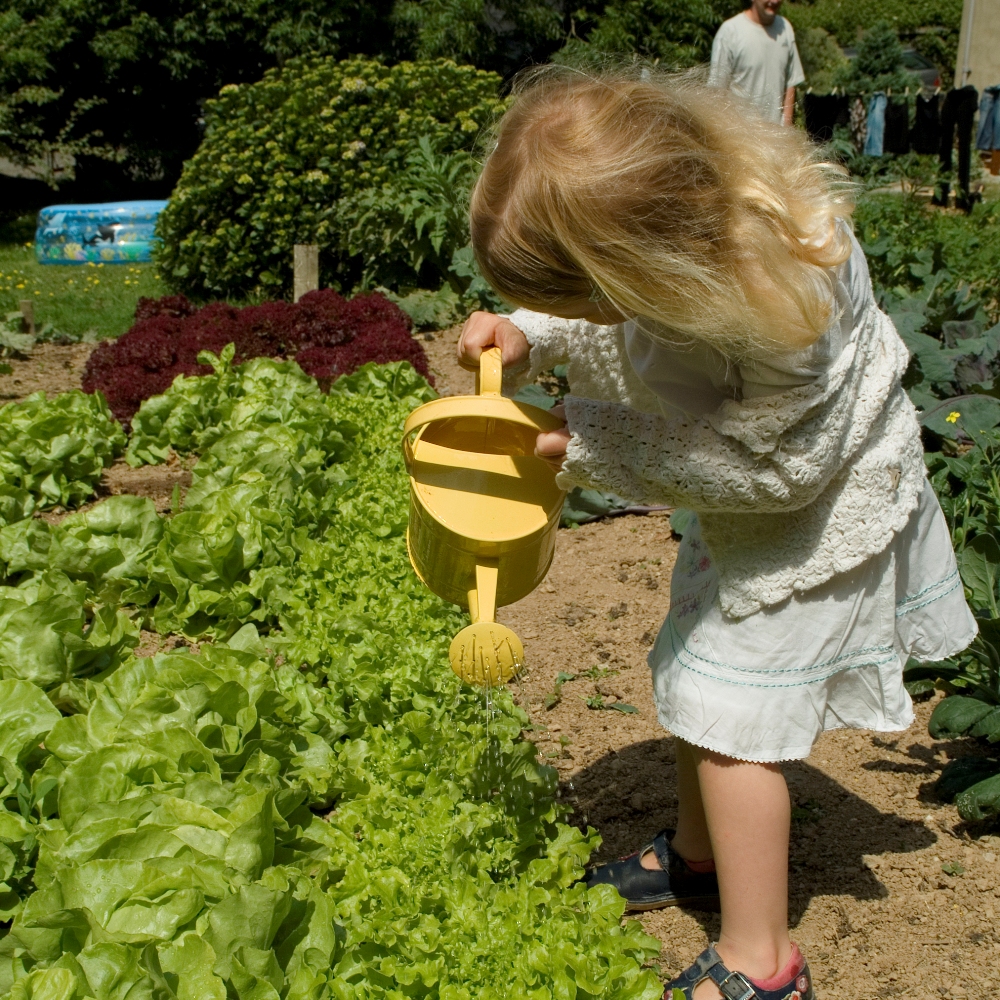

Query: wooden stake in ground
left=18, top=300, right=35, bottom=337
left=293, top=245, right=320, bottom=302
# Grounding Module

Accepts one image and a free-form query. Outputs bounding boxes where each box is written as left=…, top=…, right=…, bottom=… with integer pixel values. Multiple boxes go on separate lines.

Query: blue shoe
left=664, top=944, right=814, bottom=1000
left=583, top=829, right=719, bottom=912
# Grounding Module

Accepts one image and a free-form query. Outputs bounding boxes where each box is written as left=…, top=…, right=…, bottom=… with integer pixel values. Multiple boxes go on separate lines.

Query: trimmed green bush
left=156, top=56, right=504, bottom=300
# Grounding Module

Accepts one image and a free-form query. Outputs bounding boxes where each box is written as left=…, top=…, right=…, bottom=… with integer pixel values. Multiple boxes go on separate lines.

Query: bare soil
left=12, top=334, right=1000, bottom=999
left=0, top=342, right=96, bottom=403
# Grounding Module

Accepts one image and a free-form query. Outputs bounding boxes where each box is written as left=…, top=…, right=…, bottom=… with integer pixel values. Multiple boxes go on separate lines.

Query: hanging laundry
left=911, top=93, right=940, bottom=154
left=803, top=93, right=849, bottom=143
left=935, top=86, right=979, bottom=211
left=863, top=92, right=887, bottom=156
left=883, top=99, right=910, bottom=154
left=849, top=97, right=867, bottom=153
left=976, top=85, right=1000, bottom=151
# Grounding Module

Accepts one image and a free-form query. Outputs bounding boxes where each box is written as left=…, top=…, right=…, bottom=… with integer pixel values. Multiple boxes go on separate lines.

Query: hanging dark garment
left=934, top=86, right=980, bottom=211
left=977, top=85, right=1000, bottom=150
left=883, top=99, right=910, bottom=154
left=910, top=93, right=940, bottom=154
left=803, top=93, right=849, bottom=143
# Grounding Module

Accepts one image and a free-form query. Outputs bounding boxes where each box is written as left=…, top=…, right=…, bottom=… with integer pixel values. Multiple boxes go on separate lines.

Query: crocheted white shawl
left=504, top=304, right=925, bottom=618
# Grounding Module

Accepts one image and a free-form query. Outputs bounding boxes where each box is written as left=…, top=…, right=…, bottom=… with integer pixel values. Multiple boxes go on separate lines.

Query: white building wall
left=958, top=0, right=1000, bottom=93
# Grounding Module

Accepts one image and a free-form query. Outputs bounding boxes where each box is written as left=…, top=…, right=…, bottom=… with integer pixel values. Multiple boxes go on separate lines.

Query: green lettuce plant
left=0, top=391, right=124, bottom=514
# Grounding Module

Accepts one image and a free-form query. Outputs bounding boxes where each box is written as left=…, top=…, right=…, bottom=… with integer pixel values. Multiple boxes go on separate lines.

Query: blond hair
left=470, top=68, right=855, bottom=354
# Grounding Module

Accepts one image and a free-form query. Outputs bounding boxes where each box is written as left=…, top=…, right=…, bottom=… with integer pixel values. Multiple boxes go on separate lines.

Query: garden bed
left=1, top=330, right=998, bottom=999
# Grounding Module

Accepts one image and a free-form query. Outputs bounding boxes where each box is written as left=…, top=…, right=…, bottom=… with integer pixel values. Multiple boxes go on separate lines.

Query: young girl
left=457, top=70, right=976, bottom=1000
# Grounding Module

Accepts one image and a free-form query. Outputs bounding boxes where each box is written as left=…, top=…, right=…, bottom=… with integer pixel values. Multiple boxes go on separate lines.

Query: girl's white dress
left=631, top=233, right=976, bottom=760
left=655, top=482, right=973, bottom=761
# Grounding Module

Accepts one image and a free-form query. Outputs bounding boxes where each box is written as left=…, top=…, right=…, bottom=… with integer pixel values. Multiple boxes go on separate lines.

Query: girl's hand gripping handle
left=457, top=311, right=569, bottom=472
left=457, top=311, right=530, bottom=371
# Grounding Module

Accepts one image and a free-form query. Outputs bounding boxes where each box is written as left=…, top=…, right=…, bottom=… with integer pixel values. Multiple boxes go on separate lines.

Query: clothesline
left=804, top=85, right=942, bottom=98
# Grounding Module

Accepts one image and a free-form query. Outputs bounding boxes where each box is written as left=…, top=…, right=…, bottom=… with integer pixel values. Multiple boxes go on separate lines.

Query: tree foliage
left=0, top=0, right=392, bottom=194
left=553, top=0, right=744, bottom=69
left=783, top=0, right=963, bottom=78
left=390, top=0, right=565, bottom=76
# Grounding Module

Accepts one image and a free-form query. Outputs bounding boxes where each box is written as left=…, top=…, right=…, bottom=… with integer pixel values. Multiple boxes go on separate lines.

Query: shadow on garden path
left=567, top=738, right=936, bottom=931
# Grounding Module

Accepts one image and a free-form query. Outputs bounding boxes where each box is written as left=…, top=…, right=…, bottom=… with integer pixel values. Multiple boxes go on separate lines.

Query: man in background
left=709, top=0, right=804, bottom=126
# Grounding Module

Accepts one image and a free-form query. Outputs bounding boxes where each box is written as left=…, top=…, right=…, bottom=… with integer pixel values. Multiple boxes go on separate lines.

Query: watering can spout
left=403, top=348, right=565, bottom=687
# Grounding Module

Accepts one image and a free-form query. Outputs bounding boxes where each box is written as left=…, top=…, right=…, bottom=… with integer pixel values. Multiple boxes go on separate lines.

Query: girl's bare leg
left=672, top=739, right=715, bottom=862
left=691, top=746, right=792, bottom=1000
left=640, top=737, right=713, bottom=869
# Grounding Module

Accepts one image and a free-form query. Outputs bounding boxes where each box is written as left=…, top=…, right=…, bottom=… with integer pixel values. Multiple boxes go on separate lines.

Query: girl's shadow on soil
left=563, top=737, right=936, bottom=927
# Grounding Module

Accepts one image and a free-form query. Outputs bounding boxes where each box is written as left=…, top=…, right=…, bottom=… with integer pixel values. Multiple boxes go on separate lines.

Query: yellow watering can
left=403, top=347, right=566, bottom=687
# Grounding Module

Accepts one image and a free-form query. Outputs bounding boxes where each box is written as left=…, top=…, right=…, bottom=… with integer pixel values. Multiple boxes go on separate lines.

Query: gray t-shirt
left=709, top=12, right=805, bottom=124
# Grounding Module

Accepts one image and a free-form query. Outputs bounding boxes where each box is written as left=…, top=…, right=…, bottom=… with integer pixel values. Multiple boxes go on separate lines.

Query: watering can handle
left=402, top=348, right=564, bottom=468
left=475, top=347, right=503, bottom=396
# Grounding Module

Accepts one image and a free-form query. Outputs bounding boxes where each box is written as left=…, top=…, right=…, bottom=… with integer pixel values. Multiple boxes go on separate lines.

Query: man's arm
left=782, top=86, right=795, bottom=126
left=784, top=26, right=805, bottom=126
left=708, top=27, right=731, bottom=88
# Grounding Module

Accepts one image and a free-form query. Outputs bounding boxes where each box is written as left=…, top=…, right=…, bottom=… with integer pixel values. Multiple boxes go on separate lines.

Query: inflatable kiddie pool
left=35, top=201, right=168, bottom=264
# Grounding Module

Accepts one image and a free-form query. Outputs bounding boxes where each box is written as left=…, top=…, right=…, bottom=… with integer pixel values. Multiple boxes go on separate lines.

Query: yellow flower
left=945, top=411, right=961, bottom=424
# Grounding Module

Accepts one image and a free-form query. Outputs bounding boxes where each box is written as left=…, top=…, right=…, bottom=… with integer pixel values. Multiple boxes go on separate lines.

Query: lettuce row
left=0, top=356, right=663, bottom=999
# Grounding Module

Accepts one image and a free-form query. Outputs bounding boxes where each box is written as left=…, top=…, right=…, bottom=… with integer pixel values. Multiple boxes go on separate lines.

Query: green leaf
left=157, top=933, right=226, bottom=1000
left=928, top=696, right=995, bottom=739
left=512, top=384, right=557, bottom=410
left=0, top=679, right=60, bottom=764
left=959, top=533, right=1000, bottom=615
left=955, top=773, right=1000, bottom=822
left=922, top=395, right=1000, bottom=439
left=935, top=757, right=1000, bottom=802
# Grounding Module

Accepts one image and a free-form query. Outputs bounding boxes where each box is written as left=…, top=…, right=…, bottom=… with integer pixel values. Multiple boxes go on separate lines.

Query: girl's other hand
left=535, top=403, right=570, bottom=473
left=457, top=311, right=530, bottom=371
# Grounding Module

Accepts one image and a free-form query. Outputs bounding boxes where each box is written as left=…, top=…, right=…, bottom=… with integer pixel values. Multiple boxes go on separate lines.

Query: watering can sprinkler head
left=449, top=559, right=524, bottom=686
left=449, top=623, right=524, bottom=687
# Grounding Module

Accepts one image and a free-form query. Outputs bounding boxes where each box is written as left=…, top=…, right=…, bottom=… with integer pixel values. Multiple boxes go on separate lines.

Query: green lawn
left=0, top=241, right=166, bottom=341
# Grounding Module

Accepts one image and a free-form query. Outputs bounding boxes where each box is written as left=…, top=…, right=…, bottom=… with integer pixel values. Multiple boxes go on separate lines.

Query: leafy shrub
left=337, top=135, right=479, bottom=292
left=875, top=192, right=1000, bottom=826
left=81, top=290, right=430, bottom=423
left=857, top=196, right=1000, bottom=328
left=155, top=56, right=504, bottom=300
left=834, top=20, right=920, bottom=95
left=0, top=0, right=393, bottom=192
left=795, top=26, right=849, bottom=94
